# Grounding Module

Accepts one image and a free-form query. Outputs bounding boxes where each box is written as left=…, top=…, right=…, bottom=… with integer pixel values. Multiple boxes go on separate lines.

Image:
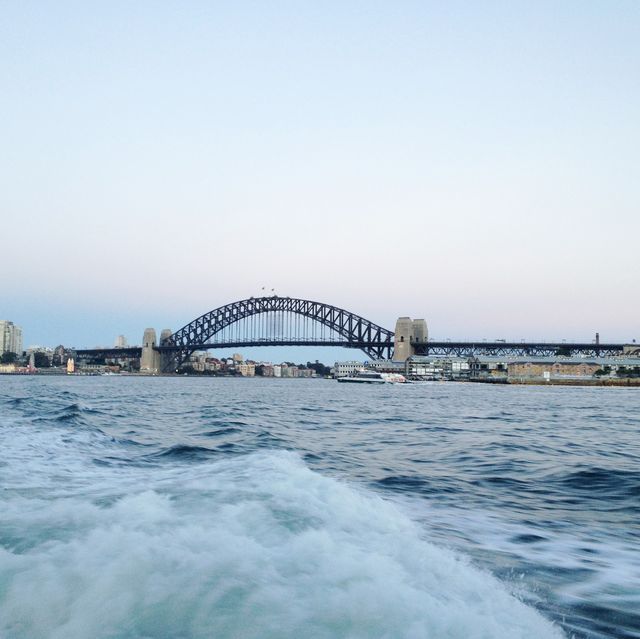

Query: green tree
left=33, top=352, right=51, bottom=368
left=1, top=352, right=17, bottom=364
left=307, top=360, right=331, bottom=376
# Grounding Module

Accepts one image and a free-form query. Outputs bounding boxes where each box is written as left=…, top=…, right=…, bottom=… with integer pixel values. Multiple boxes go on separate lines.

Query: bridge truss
left=415, top=341, right=627, bottom=358
left=157, top=296, right=395, bottom=371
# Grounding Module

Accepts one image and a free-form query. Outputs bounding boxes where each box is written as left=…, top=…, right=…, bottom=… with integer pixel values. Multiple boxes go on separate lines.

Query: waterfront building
left=508, top=360, right=599, bottom=380
left=369, top=360, right=406, bottom=374
left=507, top=357, right=640, bottom=381
left=333, top=361, right=364, bottom=378
left=53, top=345, right=67, bottom=365
left=204, top=357, right=222, bottom=372
left=406, top=356, right=470, bottom=380
left=236, top=363, right=256, bottom=377
left=0, top=320, right=23, bottom=355
left=468, top=357, right=509, bottom=380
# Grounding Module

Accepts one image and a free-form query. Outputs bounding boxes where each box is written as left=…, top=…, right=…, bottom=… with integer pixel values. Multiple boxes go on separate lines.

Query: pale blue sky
left=1, top=1, right=638, bottom=359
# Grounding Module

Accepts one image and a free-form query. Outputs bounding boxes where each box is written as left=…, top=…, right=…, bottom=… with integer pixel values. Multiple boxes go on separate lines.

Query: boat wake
left=0, top=450, right=564, bottom=639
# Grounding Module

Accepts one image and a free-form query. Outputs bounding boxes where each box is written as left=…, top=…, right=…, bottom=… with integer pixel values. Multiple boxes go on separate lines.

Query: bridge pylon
left=393, top=317, right=428, bottom=362
left=159, top=329, right=175, bottom=373
left=140, top=328, right=160, bottom=373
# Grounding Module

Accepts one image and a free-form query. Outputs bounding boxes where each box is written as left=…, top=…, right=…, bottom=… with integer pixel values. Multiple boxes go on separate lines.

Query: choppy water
left=1, top=377, right=639, bottom=639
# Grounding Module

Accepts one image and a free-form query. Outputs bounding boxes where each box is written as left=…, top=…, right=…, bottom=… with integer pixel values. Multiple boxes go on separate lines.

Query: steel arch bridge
left=156, top=296, right=395, bottom=372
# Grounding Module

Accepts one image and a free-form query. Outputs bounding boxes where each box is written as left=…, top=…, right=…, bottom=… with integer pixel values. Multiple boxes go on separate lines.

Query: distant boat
left=337, top=370, right=407, bottom=384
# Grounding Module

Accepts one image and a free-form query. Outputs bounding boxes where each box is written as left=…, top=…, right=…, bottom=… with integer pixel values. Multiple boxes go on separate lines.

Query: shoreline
left=468, top=377, right=640, bottom=387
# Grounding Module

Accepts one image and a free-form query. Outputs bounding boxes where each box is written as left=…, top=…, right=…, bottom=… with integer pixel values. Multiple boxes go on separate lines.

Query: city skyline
left=2, top=2, right=638, bottom=353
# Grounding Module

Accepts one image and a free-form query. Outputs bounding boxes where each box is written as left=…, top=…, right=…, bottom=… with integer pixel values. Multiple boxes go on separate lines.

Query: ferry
left=337, top=370, right=407, bottom=384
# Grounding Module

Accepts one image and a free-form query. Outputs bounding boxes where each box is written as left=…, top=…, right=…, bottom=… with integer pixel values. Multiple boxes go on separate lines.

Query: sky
left=1, top=1, right=638, bottom=362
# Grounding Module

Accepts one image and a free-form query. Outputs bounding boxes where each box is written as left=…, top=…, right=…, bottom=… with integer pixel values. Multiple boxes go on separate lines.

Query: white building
left=0, top=321, right=23, bottom=355
left=333, top=361, right=364, bottom=378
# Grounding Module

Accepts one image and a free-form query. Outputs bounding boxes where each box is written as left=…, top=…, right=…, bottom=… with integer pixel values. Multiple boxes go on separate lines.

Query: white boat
left=337, top=370, right=407, bottom=384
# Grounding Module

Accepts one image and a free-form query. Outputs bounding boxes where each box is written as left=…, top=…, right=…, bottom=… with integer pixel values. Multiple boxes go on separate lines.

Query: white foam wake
left=0, top=451, right=564, bottom=639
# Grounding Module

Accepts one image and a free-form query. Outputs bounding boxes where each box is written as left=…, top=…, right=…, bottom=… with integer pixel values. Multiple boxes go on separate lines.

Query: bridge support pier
left=393, top=317, right=428, bottom=362
left=140, top=328, right=160, bottom=374
left=159, top=329, right=174, bottom=373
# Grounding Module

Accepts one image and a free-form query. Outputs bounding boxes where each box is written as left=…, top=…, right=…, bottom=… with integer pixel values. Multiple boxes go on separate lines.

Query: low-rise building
left=236, top=363, right=256, bottom=377
left=204, top=357, right=222, bottom=372
left=406, top=356, right=470, bottom=380
left=333, top=361, right=363, bottom=378
left=508, top=360, right=600, bottom=380
left=469, top=357, right=509, bottom=380
left=369, top=360, right=406, bottom=374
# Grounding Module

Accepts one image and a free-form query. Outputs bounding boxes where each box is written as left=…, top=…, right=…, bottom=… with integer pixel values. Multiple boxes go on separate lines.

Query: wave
left=26, top=402, right=106, bottom=428
left=375, top=474, right=433, bottom=492
left=151, top=444, right=219, bottom=461
left=0, top=451, right=564, bottom=639
left=5, top=397, right=26, bottom=406
left=545, top=467, right=640, bottom=504
left=560, top=467, right=640, bottom=492
left=200, top=426, right=243, bottom=437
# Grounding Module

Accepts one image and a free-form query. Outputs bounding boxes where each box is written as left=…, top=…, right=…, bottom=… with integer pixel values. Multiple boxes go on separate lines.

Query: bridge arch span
left=159, top=296, right=394, bottom=371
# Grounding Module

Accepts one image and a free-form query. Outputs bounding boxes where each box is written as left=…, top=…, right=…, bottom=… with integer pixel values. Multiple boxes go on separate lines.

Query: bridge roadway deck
left=155, top=341, right=390, bottom=352
left=413, top=341, right=627, bottom=358
left=73, top=341, right=630, bottom=360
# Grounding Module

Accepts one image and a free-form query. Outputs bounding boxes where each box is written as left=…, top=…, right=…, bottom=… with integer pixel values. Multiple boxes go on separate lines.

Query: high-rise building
left=0, top=321, right=23, bottom=355
left=114, top=335, right=128, bottom=348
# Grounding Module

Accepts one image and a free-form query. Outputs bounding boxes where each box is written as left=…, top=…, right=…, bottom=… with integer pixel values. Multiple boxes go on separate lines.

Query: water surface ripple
left=1, top=377, right=639, bottom=638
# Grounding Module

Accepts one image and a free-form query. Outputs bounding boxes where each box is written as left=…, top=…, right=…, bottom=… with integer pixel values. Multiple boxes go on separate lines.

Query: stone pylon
left=393, top=317, right=414, bottom=362
left=159, top=329, right=173, bottom=373
left=412, top=319, right=428, bottom=344
left=392, top=317, right=428, bottom=362
left=140, top=328, right=160, bottom=373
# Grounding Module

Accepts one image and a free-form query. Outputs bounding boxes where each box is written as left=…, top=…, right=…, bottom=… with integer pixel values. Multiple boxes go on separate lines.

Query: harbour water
left=1, top=377, right=638, bottom=639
